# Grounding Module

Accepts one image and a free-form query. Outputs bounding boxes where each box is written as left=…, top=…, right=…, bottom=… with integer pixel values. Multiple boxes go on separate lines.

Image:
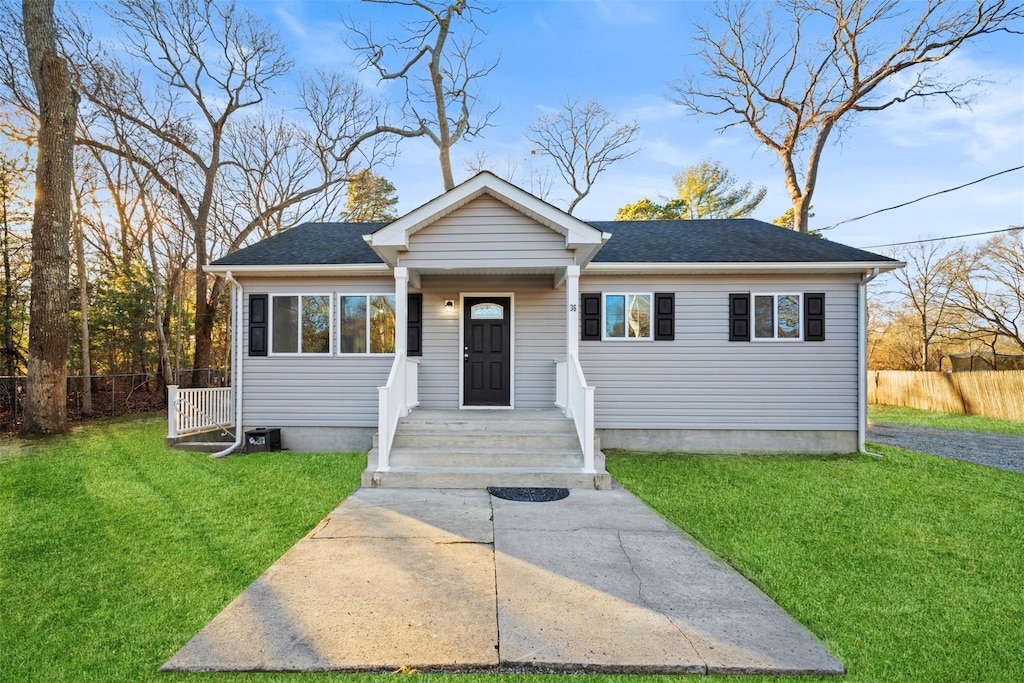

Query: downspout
left=210, top=271, right=243, bottom=458
left=859, top=267, right=883, bottom=458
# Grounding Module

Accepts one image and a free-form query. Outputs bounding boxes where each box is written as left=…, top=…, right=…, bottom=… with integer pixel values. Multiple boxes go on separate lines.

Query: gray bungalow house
left=168, top=172, right=902, bottom=489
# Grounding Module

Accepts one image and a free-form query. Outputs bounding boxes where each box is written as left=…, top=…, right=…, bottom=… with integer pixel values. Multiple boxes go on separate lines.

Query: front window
left=271, top=295, right=331, bottom=354
left=604, top=294, right=652, bottom=340
left=339, top=294, right=396, bottom=354
left=753, top=294, right=801, bottom=340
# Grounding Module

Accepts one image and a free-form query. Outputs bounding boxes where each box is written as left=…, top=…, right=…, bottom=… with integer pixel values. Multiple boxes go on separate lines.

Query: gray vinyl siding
left=239, top=277, right=395, bottom=428
left=417, top=275, right=565, bottom=409
left=402, top=196, right=575, bottom=270
left=578, top=274, right=860, bottom=431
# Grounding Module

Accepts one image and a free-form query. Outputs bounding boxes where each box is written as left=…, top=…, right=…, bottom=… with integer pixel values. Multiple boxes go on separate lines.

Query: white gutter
left=585, top=261, right=903, bottom=275
left=858, top=267, right=883, bottom=458
left=204, top=263, right=390, bottom=277
left=210, top=271, right=244, bottom=459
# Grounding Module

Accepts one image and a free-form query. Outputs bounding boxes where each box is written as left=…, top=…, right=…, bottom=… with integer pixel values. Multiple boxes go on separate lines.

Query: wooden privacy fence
left=869, top=370, right=1024, bottom=421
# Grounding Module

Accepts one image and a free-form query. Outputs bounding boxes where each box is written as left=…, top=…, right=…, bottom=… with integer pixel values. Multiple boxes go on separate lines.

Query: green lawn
left=1, top=416, right=1022, bottom=681
left=870, top=403, right=1024, bottom=436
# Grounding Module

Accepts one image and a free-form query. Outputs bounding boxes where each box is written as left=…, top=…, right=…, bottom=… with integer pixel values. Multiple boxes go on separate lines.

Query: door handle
left=464, top=353, right=469, bottom=361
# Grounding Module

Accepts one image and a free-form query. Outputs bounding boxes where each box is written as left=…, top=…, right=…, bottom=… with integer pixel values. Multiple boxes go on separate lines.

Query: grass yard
left=869, top=403, right=1024, bottom=436
left=2, top=415, right=1022, bottom=682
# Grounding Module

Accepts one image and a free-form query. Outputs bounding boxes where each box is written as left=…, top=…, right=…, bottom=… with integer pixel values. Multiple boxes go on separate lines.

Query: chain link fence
left=0, top=369, right=229, bottom=433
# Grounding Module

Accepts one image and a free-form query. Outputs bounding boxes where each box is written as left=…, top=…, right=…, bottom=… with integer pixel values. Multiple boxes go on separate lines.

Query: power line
left=859, top=225, right=1022, bottom=250
left=819, top=165, right=1024, bottom=232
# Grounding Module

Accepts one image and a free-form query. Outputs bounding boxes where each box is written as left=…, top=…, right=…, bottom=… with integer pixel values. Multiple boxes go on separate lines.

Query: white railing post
left=566, top=353, right=596, bottom=474
left=583, top=384, right=595, bottom=473
left=167, top=385, right=179, bottom=438
left=378, top=385, right=391, bottom=471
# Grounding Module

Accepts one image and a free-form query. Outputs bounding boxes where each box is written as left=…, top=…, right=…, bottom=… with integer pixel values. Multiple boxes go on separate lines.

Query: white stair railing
left=167, top=385, right=234, bottom=438
left=565, top=353, right=596, bottom=473
left=376, top=354, right=419, bottom=472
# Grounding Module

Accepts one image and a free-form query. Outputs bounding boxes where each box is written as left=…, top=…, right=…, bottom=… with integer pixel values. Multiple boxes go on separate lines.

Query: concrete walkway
left=163, top=487, right=844, bottom=675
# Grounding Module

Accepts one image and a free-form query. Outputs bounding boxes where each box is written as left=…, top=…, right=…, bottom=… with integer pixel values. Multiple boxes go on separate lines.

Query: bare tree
left=0, top=148, right=30, bottom=377
left=950, top=229, right=1024, bottom=352
left=346, top=0, right=499, bottom=191
left=887, top=242, right=968, bottom=370
left=461, top=150, right=556, bottom=201
left=68, top=0, right=397, bottom=386
left=526, top=97, right=640, bottom=216
left=672, top=0, right=1024, bottom=234
left=21, top=0, right=79, bottom=433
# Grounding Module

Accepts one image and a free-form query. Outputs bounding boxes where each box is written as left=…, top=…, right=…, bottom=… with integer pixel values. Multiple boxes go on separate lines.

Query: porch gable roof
left=363, top=172, right=610, bottom=267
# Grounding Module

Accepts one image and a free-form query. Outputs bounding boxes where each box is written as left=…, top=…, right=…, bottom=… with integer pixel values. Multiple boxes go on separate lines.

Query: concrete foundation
left=242, top=426, right=375, bottom=454
left=597, top=428, right=858, bottom=454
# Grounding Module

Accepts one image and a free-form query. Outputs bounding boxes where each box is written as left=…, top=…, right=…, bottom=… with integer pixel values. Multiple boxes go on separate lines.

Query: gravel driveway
left=867, top=423, right=1024, bottom=474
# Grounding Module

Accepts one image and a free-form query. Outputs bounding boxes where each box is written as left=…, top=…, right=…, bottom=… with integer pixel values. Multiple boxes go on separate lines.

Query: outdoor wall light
left=444, top=299, right=455, bottom=314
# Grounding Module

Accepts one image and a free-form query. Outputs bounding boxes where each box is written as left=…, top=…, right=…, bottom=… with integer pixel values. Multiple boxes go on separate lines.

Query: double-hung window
left=271, top=295, right=332, bottom=354
left=752, top=293, right=802, bottom=340
left=339, top=295, right=396, bottom=354
left=603, top=293, right=652, bottom=340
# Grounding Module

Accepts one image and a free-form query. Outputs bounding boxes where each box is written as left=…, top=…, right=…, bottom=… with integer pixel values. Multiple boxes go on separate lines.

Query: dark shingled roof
left=213, top=223, right=387, bottom=266
left=211, top=218, right=896, bottom=267
left=588, top=219, right=895, bottom=263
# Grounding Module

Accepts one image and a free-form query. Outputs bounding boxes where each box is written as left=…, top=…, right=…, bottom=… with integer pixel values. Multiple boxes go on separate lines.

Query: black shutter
left=581, top=293, right=602, bottom=341
left=804, top=292, right=826, bottom=341
left=654, top=293, right=675, bottom=341
left=248, top=293, right=268, bottom=356
left=407, top=293, right=423, bottom=356
left=729, top=293, right=750, bottom=341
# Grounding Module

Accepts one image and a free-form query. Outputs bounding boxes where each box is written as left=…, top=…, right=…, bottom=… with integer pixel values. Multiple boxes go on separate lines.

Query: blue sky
left=249, top=0, right=1023, bottom=251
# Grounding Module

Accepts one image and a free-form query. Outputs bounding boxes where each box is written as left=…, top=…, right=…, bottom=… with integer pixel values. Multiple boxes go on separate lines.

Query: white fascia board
left=583, top=261, right=905, bottom=275
left=204, top=263, right=391, bottom=277
left=367, top=172, right=605, bottom=249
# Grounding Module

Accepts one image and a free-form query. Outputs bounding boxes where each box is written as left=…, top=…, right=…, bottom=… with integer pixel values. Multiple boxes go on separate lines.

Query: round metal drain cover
left=487, top=487, right=569, bottom=502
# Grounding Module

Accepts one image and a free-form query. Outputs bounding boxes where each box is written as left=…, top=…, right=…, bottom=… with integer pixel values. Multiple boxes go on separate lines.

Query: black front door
left=463, top=296, right=511, bottom=406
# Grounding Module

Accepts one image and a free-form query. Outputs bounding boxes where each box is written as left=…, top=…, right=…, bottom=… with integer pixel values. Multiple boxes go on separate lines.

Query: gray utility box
left=245, top=428, right=281, bottom=452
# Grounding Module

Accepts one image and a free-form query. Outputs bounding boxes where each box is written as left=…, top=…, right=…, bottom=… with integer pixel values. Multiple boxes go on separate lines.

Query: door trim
left=459, top=292, right=515, bottom=409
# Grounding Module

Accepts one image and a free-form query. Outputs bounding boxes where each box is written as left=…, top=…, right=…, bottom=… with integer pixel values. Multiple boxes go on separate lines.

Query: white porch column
left=565, top=265, right=580, bottom=359
left=394, top=267, right=408, bottom=356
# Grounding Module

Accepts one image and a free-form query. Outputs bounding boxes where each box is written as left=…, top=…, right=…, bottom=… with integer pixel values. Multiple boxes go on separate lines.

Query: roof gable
left=365, top=172, right=608, bottom=266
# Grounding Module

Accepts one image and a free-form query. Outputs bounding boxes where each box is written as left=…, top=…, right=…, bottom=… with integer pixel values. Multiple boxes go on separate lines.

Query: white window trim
left=601, top=292, right=655, bottom=341
left=337, top=293, right=398, bottom=356
left=268, top=293, right=334, bottom=356
left=751, top=292, right=803, bottom=342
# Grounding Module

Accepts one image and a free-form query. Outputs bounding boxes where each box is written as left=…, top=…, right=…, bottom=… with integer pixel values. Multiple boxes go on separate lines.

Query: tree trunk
left=74, top=209, right=91, bottom=414
left=21, top=0, right=79, bottom=434
left=793, top=195, right=812, bottom=235
left=191, top=283, right=214, bottom=389
left=1, top=176, right=16, bottom=377
left=145, top=221, right=173, bottom=388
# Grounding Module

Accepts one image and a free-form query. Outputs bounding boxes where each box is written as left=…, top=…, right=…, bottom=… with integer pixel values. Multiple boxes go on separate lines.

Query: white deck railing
left=565, top=353, right=596, bottom=473
left=167, top=385, right=234, bottom=438
left=376, top=354, right=420, bottom=471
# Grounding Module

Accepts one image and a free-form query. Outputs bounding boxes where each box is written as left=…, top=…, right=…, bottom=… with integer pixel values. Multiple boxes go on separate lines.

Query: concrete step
left=389, top=447, right=583, bottom=469
left=391, top=430, right=582, bottom=451
left=399, top=417, right=577, bottom=432
left=361, top=467, right=612, bottom=490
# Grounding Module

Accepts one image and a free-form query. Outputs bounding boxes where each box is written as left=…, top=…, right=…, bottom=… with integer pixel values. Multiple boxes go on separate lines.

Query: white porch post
left=564, top=265, right=580, bottom=419
left=394, top=267, right=408, bottom=356
left=565, top=265, right=580, bottom=359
